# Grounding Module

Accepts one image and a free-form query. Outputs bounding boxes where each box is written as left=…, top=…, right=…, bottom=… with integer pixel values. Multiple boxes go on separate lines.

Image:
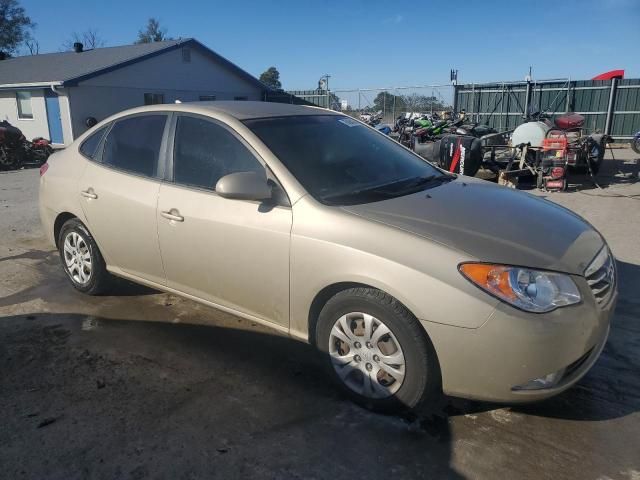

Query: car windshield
left=243, top=115, right=451, bottom=205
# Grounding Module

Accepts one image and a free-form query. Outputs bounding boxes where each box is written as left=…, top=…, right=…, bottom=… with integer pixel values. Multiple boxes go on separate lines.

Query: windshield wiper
left=372, top=174, right=451, bottom=195
left=321, top=174, right=451, bottom=205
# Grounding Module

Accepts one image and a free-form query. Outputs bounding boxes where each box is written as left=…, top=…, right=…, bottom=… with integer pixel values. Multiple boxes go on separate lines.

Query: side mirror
left=215, top=171, right=272, bottom=201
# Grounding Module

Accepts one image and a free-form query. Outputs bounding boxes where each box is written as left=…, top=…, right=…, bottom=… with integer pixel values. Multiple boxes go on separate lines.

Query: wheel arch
left=307, top=281, right=423, bottom=347
left=53, top=212, right=78, bottom=248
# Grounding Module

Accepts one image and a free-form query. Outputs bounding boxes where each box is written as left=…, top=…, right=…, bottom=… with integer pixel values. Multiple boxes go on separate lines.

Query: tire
left=58, top=218, right=112, bottom=295
left=315, top=287, right=441, bottom=413
left=631, top=137, right=640, bottom=155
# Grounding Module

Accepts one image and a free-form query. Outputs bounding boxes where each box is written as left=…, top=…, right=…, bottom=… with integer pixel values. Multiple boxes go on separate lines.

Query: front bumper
left=421, top=281, right=616, bottom=403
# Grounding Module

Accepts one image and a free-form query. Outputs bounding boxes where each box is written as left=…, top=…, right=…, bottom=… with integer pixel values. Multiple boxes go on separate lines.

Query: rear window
left=79, top=126, right=108, bottom=159
left=102, top=115, right=167, bottom=177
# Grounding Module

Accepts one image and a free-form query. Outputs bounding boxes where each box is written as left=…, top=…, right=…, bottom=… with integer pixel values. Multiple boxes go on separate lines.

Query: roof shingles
left=0, top=39, right=265, bottom=89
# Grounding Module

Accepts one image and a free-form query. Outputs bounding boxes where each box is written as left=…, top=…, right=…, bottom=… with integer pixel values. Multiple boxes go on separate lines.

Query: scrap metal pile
left=384, top=110, right=610, bottom=192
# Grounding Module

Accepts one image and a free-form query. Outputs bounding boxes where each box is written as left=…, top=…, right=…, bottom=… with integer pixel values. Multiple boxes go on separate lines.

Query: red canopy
left=592, top=70, right=625, bottom=80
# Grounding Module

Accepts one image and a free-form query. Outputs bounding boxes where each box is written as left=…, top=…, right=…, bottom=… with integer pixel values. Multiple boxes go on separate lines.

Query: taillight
left=39, top=163, right=49, bottom=176
left=551, top=167, right=565, bottom=179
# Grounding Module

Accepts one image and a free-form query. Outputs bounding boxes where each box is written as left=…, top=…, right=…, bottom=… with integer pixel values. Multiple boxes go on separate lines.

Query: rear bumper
left=421, top=285, right=616, bottom=403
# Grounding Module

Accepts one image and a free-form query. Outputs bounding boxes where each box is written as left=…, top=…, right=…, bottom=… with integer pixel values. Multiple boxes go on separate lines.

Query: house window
left=144, top=93, right=165, bottom=105
left=234, top=96, right=248, bottom=101
left=182, top=47, right=191, bottom=63
left=199, top=95, right=216, bottom=101
left=16, top=91, right=33, bottom=119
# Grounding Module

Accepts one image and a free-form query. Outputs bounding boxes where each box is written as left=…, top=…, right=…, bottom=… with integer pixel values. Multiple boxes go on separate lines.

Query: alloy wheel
left=63, top=231, right=92, bottom=285
left=329, top=312, right=406, bottom=399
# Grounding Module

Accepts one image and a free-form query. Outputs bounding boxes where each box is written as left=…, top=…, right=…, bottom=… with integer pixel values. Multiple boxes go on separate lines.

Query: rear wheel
left=631, top=137, right=640, bottom=155
left=316, top=288, right=440, bottom=412
left=58, top=218, right=112, bottom=295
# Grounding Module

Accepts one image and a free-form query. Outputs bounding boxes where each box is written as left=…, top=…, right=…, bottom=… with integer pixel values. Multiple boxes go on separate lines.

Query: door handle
left=161, top=210, right=184, bottom=222
left=80, top=189, right=98, bottom=199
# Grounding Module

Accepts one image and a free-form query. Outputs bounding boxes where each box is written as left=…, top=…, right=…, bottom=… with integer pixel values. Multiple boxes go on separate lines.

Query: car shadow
left=483, top=151, right=639, bottom=192
left=567, top=153, right=639, bottom=191
left=0, top=311, right=465, bottom=479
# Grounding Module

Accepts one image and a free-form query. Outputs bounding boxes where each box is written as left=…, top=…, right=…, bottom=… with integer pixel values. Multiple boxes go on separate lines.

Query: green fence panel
left=454, top=78, right=640, bottom=138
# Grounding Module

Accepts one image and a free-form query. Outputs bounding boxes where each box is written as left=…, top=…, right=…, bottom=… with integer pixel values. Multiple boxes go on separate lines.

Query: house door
left=45, top=90, right=64, bottom=144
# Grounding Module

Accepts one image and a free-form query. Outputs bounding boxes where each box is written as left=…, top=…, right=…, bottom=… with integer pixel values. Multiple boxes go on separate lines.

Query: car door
left=157, top=114, right=292, bottom=328
left=78, top=113, right=169, bottom=285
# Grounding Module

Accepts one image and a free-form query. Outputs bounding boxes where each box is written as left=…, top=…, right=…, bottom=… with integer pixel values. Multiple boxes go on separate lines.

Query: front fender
left=289, top=198, right=498, bottom=340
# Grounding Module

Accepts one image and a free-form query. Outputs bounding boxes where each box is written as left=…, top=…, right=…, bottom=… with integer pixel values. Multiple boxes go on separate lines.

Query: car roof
left=179, top=101, right=341, bottom=120
left=86, top=102, right=344, bottom=140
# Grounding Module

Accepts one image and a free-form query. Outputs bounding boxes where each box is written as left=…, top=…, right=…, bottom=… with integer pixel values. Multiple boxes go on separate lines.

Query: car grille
left=585, top=247, right=615, bottom=306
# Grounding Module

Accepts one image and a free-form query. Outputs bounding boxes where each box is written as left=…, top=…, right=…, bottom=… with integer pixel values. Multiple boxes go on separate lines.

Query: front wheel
left=316, top=288, right=441, bottom=412
left=631, top=136, right=640, bottom=155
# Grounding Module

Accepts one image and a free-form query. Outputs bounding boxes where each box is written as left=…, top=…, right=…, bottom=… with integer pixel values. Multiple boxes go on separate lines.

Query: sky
left=20, top=0, right=640, bottom=90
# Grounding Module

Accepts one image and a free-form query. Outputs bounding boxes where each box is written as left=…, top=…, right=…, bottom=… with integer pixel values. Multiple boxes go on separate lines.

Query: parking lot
left=1, top=150, right=639, bottom=480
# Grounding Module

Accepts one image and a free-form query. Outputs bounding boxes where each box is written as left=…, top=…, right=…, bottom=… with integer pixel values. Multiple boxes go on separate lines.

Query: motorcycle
left=631, top=130, right=640, bottom=154
left=0, top=121, right=52, bottom=170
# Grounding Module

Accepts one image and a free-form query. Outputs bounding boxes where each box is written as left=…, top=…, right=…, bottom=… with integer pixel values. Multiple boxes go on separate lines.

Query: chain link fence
left=283, top=77, right=639, bottom=139
left=286, top=85, right=455, bottom=125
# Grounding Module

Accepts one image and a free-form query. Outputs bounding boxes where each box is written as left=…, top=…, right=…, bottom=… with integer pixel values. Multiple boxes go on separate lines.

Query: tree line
left=2, top=1, right=190, bottom=54
left=369, top=91, right=451, bottom=113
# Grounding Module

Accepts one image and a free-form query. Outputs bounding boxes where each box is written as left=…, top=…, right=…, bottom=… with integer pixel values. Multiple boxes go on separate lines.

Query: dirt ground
left=1, top=149, right=639, bottom=480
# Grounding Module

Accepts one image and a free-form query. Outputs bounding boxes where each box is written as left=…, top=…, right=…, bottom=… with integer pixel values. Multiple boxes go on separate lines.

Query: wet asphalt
left=1, top=150, right=639, bottom=480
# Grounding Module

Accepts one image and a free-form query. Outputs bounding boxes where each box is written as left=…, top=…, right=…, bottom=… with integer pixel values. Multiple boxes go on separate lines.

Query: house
left=0, top=39, right=269, bottom=145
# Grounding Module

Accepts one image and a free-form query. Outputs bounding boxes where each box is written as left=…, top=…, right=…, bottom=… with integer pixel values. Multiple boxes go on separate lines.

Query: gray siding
left=68, top=47, right=263, bottom=139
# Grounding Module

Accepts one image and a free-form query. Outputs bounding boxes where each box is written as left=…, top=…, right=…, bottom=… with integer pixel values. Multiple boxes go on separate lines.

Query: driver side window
left=173, top=115, right=264, bottom=190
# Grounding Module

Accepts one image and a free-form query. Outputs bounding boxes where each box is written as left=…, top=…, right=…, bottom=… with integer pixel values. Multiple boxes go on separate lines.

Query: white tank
left=510, top=121, right=550, bottom=148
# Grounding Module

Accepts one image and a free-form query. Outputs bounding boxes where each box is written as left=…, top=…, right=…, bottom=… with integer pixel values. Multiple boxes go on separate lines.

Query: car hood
left=342, top=177, right=603, bottom=275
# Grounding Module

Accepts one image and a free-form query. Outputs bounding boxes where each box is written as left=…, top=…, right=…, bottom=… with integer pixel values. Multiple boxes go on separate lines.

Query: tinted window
left=173, top=115, right=263, bottom=190
left=244, top=115, right=447, bottom=205
left=102, top=115, right=166, bottom=177
left=79, top=126, right=108, bottom=159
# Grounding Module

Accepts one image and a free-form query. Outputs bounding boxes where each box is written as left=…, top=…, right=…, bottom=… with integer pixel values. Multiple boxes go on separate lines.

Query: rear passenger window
left=173, top=115, right=263, bottom=190
left=102, top=115, right=167, bottom=177
left=79, top=125, right=108, bottom=159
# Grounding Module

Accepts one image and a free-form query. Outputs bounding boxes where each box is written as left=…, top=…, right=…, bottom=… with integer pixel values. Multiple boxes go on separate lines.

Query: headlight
left=459, top=263, right=581, bottom=313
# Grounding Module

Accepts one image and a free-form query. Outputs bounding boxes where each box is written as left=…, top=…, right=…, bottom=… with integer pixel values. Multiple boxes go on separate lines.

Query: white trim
left=0, top=81, right=64, bottom=89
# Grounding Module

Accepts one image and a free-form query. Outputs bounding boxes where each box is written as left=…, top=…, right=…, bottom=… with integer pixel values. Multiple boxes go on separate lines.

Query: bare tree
left=62, top=29, right=105, bottom=51
left=24, top=36, right=38, bottom=54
